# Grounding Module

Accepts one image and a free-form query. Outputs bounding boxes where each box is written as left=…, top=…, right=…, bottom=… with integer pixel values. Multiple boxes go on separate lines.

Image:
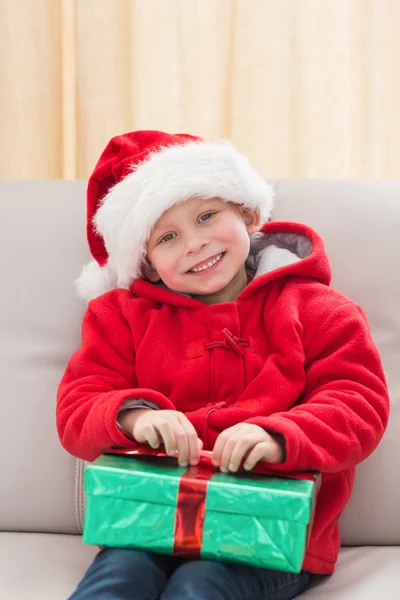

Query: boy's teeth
left=191, top=253, right=222, bottom=272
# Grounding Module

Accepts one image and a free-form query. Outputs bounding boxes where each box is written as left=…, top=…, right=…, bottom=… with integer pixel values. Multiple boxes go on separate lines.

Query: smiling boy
left=57, top=130, right=389, bottom=600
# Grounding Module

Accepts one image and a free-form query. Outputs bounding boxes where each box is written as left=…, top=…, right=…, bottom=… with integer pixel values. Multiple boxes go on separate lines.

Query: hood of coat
left=130, top=221, right=332, bottom=306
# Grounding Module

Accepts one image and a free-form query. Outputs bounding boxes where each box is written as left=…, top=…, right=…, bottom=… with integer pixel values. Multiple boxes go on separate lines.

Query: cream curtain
left=0, top=0, right=399, bottom=179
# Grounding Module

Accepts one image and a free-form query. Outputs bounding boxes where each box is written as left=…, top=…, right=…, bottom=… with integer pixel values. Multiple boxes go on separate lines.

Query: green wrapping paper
left=83, top=452, right=318, bottom=573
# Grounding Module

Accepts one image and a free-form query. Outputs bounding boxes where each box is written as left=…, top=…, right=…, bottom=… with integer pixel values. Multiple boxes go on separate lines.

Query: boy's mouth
left=187, top=252, right=225, bottom=274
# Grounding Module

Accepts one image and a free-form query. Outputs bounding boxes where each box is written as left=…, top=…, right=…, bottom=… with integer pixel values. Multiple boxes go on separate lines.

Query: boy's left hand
left=212, top=423, right=285, bottom=473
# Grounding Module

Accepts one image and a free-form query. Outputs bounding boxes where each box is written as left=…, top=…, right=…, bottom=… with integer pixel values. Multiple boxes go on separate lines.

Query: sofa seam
left=78, top=458, right=85, bottom=532
left=73, top=458, right=79, bottom=533
left=73, top=457, right=84, bottom=533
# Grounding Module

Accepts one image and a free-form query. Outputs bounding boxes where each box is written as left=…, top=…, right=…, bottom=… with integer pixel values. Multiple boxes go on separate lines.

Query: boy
left=57, top=130, right=389, bottom=599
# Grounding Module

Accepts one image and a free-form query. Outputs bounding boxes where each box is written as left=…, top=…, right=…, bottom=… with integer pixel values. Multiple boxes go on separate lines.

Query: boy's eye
left=199, top=212, right=214, bottom=223
left=159, top=232, right=176, bottom=244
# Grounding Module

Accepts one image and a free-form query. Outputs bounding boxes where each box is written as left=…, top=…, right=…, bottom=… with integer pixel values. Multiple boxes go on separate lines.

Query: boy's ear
left=141, top=258, right=161, bottom=283
left=240, top=207, right=261, bottom=235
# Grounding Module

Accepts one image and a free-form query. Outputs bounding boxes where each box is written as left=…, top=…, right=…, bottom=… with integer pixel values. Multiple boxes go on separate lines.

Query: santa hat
left=76, top=130, right=275, bottom=302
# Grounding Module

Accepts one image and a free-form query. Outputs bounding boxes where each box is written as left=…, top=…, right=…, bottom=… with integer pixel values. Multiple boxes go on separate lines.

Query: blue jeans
left=69, top=548, right=312, bottom=599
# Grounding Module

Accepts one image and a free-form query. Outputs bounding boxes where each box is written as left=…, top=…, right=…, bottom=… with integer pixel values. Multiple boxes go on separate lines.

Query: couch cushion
left=302, top=546, right=400, bottom=599
left=0, top=533, right=398, bottom=599
left=0, top=532, right=97, bottom=599
left=273, top=180, right=400, bottom=546
left=0, top=181, right=88, bottom=534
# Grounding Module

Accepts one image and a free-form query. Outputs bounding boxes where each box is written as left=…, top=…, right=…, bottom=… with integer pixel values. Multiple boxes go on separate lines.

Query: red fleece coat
left=57, top=221, right=389, bottom=575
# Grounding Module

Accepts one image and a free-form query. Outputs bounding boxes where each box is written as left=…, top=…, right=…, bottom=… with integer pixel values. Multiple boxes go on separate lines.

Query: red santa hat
left=76, top=130, right=275, bottom=301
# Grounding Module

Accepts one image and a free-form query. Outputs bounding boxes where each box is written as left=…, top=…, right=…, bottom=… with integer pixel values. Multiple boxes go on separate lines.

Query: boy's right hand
left=118, top=408, right=203, bottom=467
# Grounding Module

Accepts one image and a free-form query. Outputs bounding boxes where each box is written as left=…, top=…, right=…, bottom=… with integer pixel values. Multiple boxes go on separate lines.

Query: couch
left=0, top=180, right=399, bottom=599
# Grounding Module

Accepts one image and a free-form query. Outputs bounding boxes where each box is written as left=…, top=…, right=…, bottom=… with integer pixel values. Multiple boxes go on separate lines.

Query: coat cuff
left=116, top=399, right=160, bottom=430
left=106, top=390, right=174, bottom=450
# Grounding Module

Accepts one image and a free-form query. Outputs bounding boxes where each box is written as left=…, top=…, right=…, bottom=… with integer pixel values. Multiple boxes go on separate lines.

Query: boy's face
left=144, top=197, right=260, bottom=303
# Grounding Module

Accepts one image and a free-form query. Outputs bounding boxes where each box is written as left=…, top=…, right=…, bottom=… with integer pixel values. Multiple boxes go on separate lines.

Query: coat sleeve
left=245, top=302, right=390, bottom=473
left=56, top=293, right=175, bottom=462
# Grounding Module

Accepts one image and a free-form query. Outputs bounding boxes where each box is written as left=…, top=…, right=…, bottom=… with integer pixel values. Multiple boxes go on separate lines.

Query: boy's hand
left=118, top=408, right=203, bottom=467
left=212, top=423, right=285, bottom=473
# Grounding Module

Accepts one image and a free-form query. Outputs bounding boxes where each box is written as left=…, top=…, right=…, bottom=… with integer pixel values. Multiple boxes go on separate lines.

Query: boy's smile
left=186, top=251, right=225, bottom=274
left=145, top=197, right=260, bottom=304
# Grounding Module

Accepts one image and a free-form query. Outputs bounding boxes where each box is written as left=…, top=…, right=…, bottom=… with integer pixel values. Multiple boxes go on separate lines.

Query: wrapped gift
left=83, top=448, right=319, bottom=573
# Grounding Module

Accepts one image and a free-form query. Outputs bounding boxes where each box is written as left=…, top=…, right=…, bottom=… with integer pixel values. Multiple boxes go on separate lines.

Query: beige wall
left=0, top=0, right=399, bottom=180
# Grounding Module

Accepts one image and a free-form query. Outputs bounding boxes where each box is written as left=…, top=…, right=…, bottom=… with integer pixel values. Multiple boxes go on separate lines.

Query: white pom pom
left=75, top=260, right=117, bottom=302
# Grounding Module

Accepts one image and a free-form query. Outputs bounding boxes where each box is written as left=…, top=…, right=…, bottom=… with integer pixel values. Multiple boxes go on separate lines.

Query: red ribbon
left=172, top=463, right=215, bottom=558
left=106, top=446, right=319, bottom=557
left=107, top=446, right=318, bottom=482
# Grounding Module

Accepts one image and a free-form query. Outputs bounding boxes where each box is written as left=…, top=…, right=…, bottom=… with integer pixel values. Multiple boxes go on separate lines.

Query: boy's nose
left=184, top=235, right=209, bottom=255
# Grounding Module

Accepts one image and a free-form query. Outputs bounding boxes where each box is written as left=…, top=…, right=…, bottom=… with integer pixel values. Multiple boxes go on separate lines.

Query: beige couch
left=1, top=180, right=399, bottom=599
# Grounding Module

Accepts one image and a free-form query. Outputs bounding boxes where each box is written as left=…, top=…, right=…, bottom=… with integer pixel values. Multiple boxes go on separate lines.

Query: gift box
left=83, top=448, right=319, bottom=573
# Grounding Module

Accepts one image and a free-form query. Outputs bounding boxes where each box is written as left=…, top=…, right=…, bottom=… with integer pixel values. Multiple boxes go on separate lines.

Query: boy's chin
left=161, top=280, right=224, bottom=295
left=157, top=272, right=231, bottom=296
left=184, top=282, right=227, bottom=296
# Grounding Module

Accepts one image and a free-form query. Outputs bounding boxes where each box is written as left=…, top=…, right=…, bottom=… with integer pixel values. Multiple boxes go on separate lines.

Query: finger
left=172, top=422, right=190, bottom=467
left=212, top=432, right=231, bottom=469
left=155, top=420, right=176, bottom=457
left=244, top=442, right=274, bottom=471
left=178, top=415, right=202, bottom=466
left=212, top=435, right=224, bottom=468
left=212, top=424, right=242, bottom=467
left=228, top=438, right=255, bottom=472
left=140, top=423, right=161, bottom=449
left=219, top=435, right=241, bottom=473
